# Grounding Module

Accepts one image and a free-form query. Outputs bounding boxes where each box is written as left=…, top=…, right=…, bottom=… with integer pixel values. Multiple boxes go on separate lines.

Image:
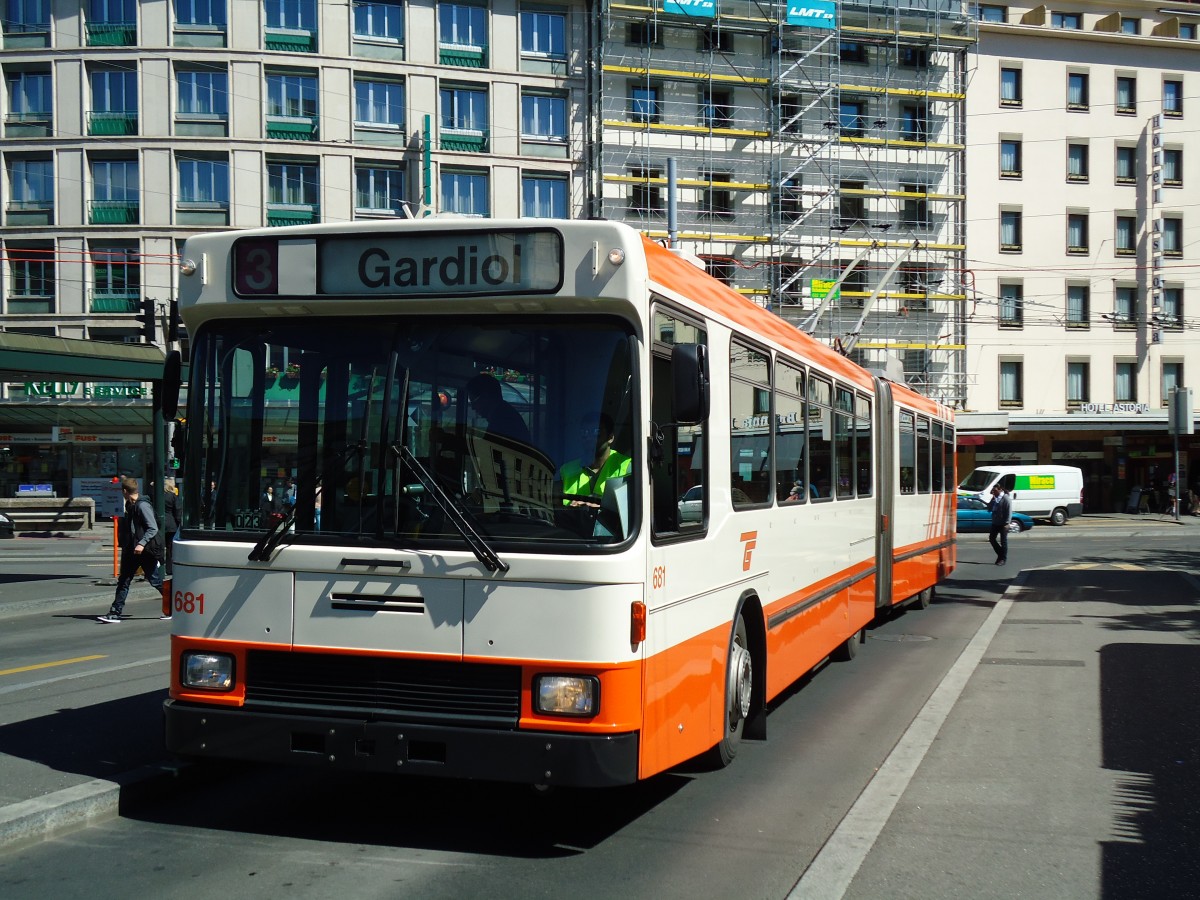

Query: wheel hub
left=729, top=643, right=752, bottom=722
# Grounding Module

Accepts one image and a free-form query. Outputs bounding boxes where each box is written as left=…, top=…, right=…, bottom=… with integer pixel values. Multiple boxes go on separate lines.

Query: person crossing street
left=97, top=477, right=164, bottom=623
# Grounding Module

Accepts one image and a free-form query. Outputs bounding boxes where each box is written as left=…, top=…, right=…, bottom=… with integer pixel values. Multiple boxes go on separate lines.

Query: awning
left=0, top=331, right=166, bottom=382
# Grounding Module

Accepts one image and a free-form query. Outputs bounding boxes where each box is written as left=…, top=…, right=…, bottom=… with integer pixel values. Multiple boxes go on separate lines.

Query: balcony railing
left=266, top=117, right=319, bottom=141
left=264, top=30, right=316, bottom=52
left=86, top=22, right=136, bottom=45
left=267, top=206, right=319, bottom=227
left=89, top=201, right=139, bottom=224
left=439, top=44, right=487, bottom=67
left=88, top=112, right=138, bottom=135
left=90, top=292, right=140, bottom=313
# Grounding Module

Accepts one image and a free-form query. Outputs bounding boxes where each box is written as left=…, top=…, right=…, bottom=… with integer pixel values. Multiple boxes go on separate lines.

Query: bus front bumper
left=164, top=700, right=640, bottom=788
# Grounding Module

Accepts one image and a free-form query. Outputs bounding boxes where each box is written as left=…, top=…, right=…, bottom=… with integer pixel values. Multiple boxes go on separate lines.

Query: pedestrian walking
left=987, top=483, right=1013, bottom=566
left=98, top=477, right=164, bottom=623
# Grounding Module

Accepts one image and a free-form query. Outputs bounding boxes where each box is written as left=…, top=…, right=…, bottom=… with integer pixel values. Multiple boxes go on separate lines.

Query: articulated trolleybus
left=164, top=218, right=955, bottom=787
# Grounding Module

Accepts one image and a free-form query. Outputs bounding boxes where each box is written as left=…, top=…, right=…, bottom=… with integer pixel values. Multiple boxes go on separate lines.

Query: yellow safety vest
left=560, top=452, right=632, bottom=505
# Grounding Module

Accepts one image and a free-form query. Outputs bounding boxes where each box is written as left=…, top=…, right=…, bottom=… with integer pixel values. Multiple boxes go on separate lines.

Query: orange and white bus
left=163, top=218, right=955, bottom=786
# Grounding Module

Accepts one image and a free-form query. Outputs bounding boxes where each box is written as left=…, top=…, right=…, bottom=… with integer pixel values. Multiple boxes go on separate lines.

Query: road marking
left=0, top=655, right=107, bottom=677
left=0, top=656, right=168, bottom=696
left=789, top=575, right=1023, bottom=900
left=1112, top=563, right=1143, bottom=571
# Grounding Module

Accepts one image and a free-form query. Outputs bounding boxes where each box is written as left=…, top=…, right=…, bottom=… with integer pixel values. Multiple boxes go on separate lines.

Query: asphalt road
left=0, top=521, right=1196, bottom=899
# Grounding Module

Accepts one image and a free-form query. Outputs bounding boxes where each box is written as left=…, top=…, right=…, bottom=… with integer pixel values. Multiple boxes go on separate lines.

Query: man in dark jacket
left=98, top=476, right=164, bottom=623
left=163, top=477, right=181, bottom=577
left=987, top=484, right=1013, bottom=566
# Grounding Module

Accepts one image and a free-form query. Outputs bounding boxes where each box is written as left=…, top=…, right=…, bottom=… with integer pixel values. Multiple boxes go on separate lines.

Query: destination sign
left=319, top=230, right=563, bottom=297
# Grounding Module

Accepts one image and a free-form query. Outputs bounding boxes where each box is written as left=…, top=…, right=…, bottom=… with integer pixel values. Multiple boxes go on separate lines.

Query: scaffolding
left=590, top=0, right=976, bottom=407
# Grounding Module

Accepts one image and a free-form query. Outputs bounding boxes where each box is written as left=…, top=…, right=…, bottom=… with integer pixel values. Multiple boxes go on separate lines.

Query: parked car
left=676, top=485, right=752, bottom=524
left=956, top=495, right=1034, bottom=533
left=0, top=511, right=14, bottom=539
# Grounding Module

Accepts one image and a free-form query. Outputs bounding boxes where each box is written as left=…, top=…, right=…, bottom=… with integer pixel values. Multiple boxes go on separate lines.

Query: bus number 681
left=174, top=591, right=206, bottom=615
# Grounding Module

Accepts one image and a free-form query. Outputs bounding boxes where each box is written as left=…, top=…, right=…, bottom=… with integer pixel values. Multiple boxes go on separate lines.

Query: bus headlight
left=534, top=675, right=599, bottom=717
left=181, top=652, right=235, bottom=691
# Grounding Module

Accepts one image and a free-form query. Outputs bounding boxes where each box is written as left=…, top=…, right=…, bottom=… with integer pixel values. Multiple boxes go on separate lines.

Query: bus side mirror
left=162, top=350, right=182, bottom=419
left=672, top=343, right=709, bottom=425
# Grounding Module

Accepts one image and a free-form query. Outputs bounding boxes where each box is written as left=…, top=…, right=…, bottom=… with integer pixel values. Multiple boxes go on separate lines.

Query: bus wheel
left=713, top=612, right=753, bottom=767
left=833, top=628, right=862, bottom=662
left=914, top=586, right=934, bottom=610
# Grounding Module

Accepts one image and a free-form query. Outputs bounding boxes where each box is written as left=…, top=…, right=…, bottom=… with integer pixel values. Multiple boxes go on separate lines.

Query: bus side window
left=650, top=308, right=706, bottom=536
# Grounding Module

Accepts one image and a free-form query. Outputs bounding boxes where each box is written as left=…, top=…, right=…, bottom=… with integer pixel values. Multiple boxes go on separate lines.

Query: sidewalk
left=797, top=561, right=1200, bottom=898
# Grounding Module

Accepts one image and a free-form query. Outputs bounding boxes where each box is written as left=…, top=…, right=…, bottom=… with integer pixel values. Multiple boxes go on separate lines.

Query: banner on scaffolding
left=786, top=0, right=837, bottom=28
left=663, top=0, right=716, bottom=17
left=811, top=278, right=840, bottom=303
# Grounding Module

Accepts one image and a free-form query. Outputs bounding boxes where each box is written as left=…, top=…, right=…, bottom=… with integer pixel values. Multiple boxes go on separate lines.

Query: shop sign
left=1052, top=451, right=1104, bottom=460
left=1076, top=402, right=1150, bottom=414
left=21, top=381, right=145, bottom=399
left=976, top=451, right=1037, bottom=462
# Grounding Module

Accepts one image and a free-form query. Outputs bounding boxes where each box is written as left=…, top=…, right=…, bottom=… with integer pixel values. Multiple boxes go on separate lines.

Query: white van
left=958, top=465, right=1084, bottom=526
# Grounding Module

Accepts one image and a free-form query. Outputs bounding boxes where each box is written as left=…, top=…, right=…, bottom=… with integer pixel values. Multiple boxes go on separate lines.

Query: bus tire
left=1050, top=507, right=1067, bottom=526
left=914, top=586, right=933, bottom=610
left=711, top=611, right=753, bottom=768
left=833, top=628, right=862, bottom=662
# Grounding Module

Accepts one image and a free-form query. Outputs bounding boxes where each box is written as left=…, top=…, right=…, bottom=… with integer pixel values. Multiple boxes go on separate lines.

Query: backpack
left=136, top=498, right=165, bottom=559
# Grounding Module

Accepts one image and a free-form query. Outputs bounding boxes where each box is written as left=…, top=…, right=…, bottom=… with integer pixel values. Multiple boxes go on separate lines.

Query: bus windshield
left=184, top=315, right=637, bottom=550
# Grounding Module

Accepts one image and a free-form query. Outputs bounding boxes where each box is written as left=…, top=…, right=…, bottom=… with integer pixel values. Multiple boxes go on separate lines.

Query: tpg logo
left=786, top=0, right=837, bottom=28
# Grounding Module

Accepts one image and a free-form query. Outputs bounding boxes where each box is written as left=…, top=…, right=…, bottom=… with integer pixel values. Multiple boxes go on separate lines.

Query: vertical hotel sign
left=664, top=0, right=716, bottom=16
left=787, top=0, right=837, bottom=28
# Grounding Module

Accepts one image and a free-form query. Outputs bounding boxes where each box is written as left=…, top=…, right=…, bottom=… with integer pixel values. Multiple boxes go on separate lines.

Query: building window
left=1052, top=11, right=1081, bottom=28
left=90, top=158, right=139, bottom=224
left=999, top=283, right=1023, bottom=327
left=1161, top=216, right=1183, bottom=256
left=978, top=4, right=1006, bottom=21
left=898, top=45, right=928, bottom=68
left=175, top=0, right=226, bottom=27
left=1000, top=360, right=1023, bottom=407
left=1000, top=138, right=1022, bottom=177
left=265, top=0, right=316, bottom=30
left=1162, top=361, right=1183, bottom=405
left=440, top=2, right=488, bottom=65
left=700, top=169, right=733, bottom=221
left=1120, top=17, right=1140, bottom=34
left=440, top=168, right=489, bottom=216
left=353, top=0, right=403, bottom=43
left=89, top=67, right=138, bottom=134
left=1067, top=213, right=1089, bottom=253
left=1115, top=75, right=1136, bottom=114
left=1000, top=209, right=1022, bottom=251
left=1162, top=148, right=1183, bottom=187
left=355, top=165, right=405, bottom=215
left=521, top=174, right=567, bottom=218
left=1163, top=79, right=1183, bottom=117
left=839, top=98, right=866, bottom=135
left=177, top=68, right=228, bottom=117
left=520, top=7, right=565, bottom=58
left=840, top=40, right=867, bottom=63
left=440, top=84, right=488, bottom=150
left=1181, top=23, right=1196, bottom=39
left=1067, top=143, right=1088, bottom=182
left=4, top=0, right=50, bottom=32
left=7, top=157, right=54, bottom=210
left=521, top=91, right=566, bottom=142
left=626, top=20, right=660, bottom=47
left=87, top=0, right=137, bottom=45
left=1115, top=215, right=1136, bottom=256
left=699, top=26, right=733, bottom=53
left=355, top=79, right=405, bottom=130
left=839, top=181, right=865, bottom=225
left=267, top=159, right=319, bottom=224
left=266, top=71, right=318, bottom=139
left=701, top=88, right=733, bottom=128
left=8, top=246, right=55, bottom=311
left=780, top=178, right=803, bottom=222
left=1161, top=287, right=1183, bottom=328
left=628, top=167, right=662, bottom=215
left=6, top=71, right=52, bottom=124
left=177, top=155, right=228, bottom=205
left=1067, top=284, right=1090, bottom=328
left=1067, top=72, right=1089, bottom=110
left=90, top=245, right=140, bottom=302
left=1115, top=362, right=1137, bottom=402
left=1000, top=67, right=1021, bottom=106
left=1067, top=362, right=1095, bottom=409
left=901, top=183, right=929, bottom=227
left=630, top=84, right=661, bottom=123
left=1115, top=146, right=1137, bottom=184
left=900, top=104, right=928, bottom=142
left=1113, top=286, right=1137, bottom=328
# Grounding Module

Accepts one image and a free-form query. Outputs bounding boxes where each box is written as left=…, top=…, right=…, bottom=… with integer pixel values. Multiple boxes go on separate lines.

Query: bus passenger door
left=874, top=378, right=895, bottom=611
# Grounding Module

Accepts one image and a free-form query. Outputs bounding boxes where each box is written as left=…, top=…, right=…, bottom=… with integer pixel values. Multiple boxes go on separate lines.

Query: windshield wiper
left=248, top=504, right=297, bottom=561
left=392, top=443, right=509, bottom=573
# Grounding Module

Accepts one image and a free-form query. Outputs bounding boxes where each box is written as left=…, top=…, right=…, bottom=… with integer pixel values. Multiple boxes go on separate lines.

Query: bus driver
left=560, top=412, right=631, bottom=507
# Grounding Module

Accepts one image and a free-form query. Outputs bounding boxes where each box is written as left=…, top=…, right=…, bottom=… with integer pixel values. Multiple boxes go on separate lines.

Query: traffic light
left=138, top=297, right=157, bottom=344
left=167, top=298, right=181, bottom=343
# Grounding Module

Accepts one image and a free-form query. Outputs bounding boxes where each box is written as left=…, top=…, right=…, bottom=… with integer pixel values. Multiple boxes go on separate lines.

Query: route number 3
left=173, top=591, right=206, bottom=615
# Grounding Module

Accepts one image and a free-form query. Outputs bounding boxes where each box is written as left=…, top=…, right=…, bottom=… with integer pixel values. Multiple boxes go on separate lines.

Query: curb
left=0, top=586, right=164, bottom=622
left=0, top=762, right=185, bottom=853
